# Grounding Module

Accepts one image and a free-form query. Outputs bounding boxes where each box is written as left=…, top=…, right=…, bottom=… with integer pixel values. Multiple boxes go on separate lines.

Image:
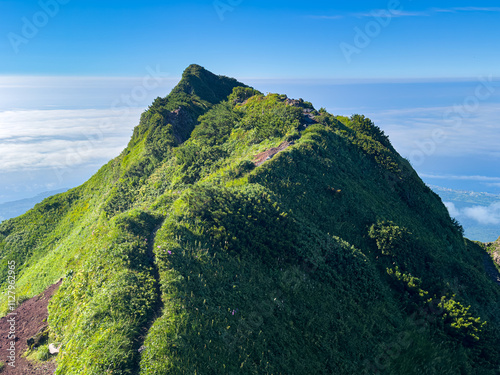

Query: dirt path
left=134, top=223, right=165, bottom=357
left=254, top=141, right=293, bottom=167
left=0, top=280, right=61, bottom=374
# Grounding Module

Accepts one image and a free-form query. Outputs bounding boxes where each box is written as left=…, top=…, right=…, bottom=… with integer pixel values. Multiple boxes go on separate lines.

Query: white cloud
left=463, top=203, right=500, bottom=225
left=444, top=201, right=500, bottom=225
left=0, top=74, right=175, bottom=202
left=369, top=103, right=500, bottom=160
left=308, top=15, right=344, bottom=20
left=444, top=201, right=460, bottom=217
left=313, top=6, right=500, bottom=20
left=353, top=10, right=430, bottom=18
left=421, top=174, right=500, bottom=182
left=0, top=108, right=143, bottom=172
left=0, top=74, right=176, bottom=180
left=451, top=7, right=500, bottom=12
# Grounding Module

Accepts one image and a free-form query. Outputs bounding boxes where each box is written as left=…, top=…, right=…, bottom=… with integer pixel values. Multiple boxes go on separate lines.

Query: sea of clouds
left=1, top=77, right=500, bottom=202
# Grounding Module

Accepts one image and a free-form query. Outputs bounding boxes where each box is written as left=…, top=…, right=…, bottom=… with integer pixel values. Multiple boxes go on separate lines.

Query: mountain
left=430, top=185, right=500, bottom=243
left=488, top=237, right=500, bottom=268
left=0, top=189, right=68, bottom=222
left=0, top=65, right=499, bottom=374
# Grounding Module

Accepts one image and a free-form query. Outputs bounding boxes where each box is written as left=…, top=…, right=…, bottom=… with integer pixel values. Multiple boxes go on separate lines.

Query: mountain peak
left=2, top=66, right=500, bottom=374
left=182, top=63, right=209, bottom=77
left=129, top=65, right=248, bottom=150
left=171, top=64, right=246, bottom=105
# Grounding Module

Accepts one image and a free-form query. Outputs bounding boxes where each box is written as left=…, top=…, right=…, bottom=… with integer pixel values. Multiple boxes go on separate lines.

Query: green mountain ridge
left=1, top=64, right=499, bottom=374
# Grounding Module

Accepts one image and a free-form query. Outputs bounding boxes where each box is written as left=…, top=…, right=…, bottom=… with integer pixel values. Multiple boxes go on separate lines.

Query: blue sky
left=0, top=0, right=499, bottom=210
left=1, top=0, right=500, bottom=78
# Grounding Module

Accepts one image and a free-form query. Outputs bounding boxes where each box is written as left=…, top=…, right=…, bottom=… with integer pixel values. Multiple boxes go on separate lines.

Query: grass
left=24, top=344, right=51, bottom=362
left=0, top=65, right=499, bottom=374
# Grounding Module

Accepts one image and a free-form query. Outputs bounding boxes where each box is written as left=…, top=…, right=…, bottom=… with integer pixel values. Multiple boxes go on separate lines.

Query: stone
left=48, top=343, right=59, bottom=354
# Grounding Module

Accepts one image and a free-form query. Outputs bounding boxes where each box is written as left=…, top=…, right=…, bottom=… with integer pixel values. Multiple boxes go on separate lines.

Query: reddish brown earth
left=254, top=141, right=292, bottom=167
left=0, top=280, right=61, bottom=374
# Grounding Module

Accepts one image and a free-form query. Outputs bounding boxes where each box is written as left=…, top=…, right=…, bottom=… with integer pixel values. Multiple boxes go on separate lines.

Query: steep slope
left=0, top=66, right=499, bottom=374
left=488, top=237, right=500, bottom=268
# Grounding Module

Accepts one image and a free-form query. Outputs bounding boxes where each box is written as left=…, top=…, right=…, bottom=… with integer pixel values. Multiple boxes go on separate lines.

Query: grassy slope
left=0, top=65, right=499, bottom=374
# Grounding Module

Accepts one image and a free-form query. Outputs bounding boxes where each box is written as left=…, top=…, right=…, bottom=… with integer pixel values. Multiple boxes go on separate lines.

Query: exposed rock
left=302, top=112, right=317, bottom=125
left=48, top=343, right=59, bottom=355
left=494, top=252, right=500, bottom=266
left=166, top=106, right=196, bottom=144
left=285, top=98, right=306, bottom=107
left=483, top=247, right=500, bottom=285
left=492, top=237, right=500, bottom=266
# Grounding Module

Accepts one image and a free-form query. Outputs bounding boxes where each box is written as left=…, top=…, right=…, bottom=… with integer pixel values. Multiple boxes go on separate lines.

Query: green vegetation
left=25, top=343, right=51, bottom=362
left=487, top=237, right=500, bottom=273
left=0, top=64, right=499, bottom=374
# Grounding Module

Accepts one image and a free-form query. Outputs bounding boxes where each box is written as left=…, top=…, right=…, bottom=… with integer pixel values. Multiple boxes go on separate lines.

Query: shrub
left=228, top=86, right=262, bottom=104
left=369, top=221, right=412, bottom=257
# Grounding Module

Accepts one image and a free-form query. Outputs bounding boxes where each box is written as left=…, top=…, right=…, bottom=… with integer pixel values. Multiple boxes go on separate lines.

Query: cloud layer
left=444, top=201, right=500, bottom=225
left=0, top=108, right=142, bottom=172
left=369, top=102, right=500, bottom=160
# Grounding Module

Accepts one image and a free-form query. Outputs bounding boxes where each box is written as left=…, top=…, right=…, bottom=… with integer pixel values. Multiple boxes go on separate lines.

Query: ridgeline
left=1, top=65, right=499, bottom=374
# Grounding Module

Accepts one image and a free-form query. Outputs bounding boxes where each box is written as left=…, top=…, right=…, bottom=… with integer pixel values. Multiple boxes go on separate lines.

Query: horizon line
left=0, top=75, right=498, bottom=86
